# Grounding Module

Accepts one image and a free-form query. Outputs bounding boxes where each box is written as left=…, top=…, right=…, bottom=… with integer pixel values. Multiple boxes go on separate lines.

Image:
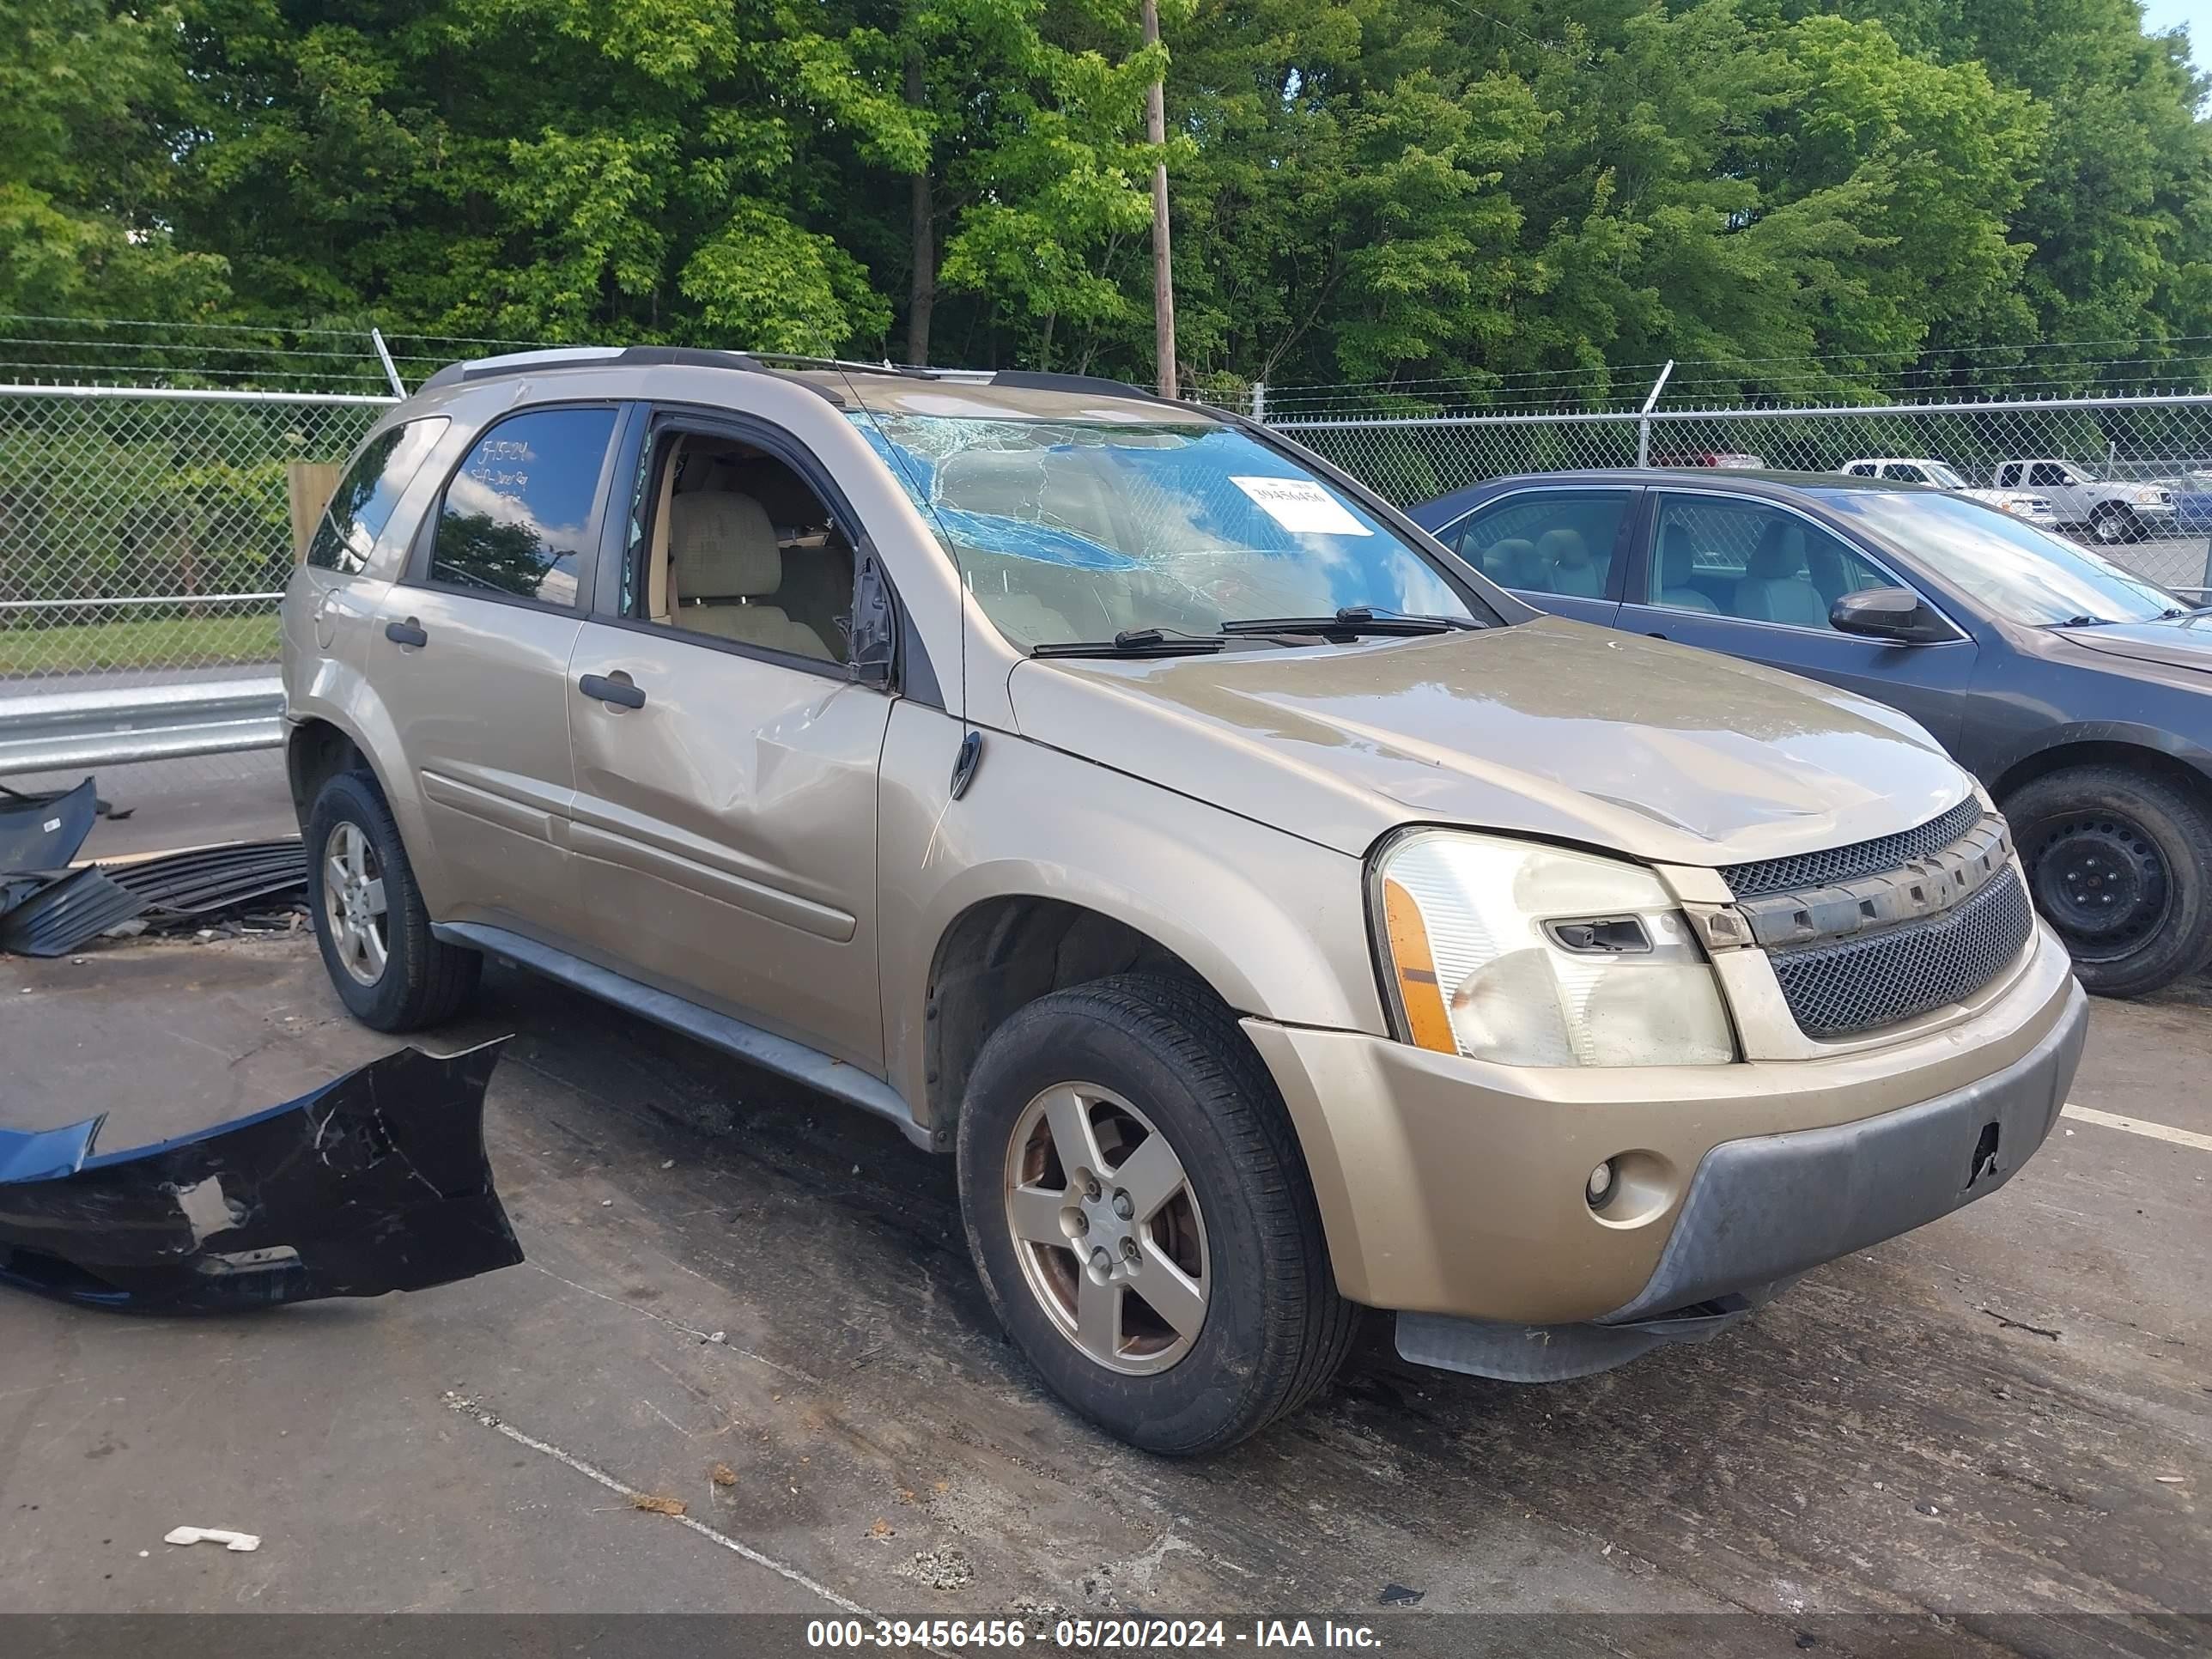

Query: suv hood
left=1008, top=618, right=1972, bottom=867
left=2055, top=617, right=2212, bottom=678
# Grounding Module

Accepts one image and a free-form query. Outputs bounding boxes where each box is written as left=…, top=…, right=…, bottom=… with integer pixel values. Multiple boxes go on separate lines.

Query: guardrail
left=0, top=678, right=284, bottom=776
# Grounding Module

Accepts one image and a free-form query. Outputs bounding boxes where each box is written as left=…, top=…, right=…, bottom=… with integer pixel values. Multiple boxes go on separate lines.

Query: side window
left=624, top=429, right=857, bottom=666
left=428, top=408, right=617, bottom=606
left=307, top=418, right=448, bottom=574
left=2028, top=463, right=2069, bottom=489
left=1450, top=490, right=1631, bottom=596
left=1886, top=463, right=1928, bottom=483
left=1844, top=463, right=1876, bottom=477
left=1648, top=495, right=1893, bottom=630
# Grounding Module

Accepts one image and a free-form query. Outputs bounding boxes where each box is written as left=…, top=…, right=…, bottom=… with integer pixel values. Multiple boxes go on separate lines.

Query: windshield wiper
left=1218, top=605, right=1478, bottom=637
left=2050, top=614, right=2115, bottom=628
left=1030, top=628, right=1227, bottom=659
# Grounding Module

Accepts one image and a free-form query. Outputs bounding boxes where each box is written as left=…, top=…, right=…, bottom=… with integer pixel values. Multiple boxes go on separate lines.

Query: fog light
left=1586, top=1160, right=1619, bottom=1210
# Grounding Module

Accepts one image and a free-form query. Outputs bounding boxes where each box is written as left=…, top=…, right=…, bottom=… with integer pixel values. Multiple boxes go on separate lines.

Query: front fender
left=874, top=703, right=1387, bottom=1124
left=1989, top=716, right=2212, bottom=796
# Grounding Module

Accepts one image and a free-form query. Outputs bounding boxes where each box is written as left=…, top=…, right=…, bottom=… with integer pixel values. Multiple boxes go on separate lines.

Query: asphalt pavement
left=0, top=930, right=2204, bottom=1655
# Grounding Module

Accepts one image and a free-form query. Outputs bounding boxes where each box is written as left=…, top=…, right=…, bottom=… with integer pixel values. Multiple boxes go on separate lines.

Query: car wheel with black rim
left=306, top=769, right=482, bottom=1030
left=956, top=974, right=1358, bottom=1455
left=2008, top=764, right=2212, bottom=997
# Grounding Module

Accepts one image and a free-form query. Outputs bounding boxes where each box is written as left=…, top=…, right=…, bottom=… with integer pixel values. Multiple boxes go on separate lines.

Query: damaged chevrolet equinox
left=282, top=350, right=2087, bottom=1453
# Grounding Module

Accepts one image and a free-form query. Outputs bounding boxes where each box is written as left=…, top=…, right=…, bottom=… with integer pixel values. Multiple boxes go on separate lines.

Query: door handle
left=578, top=672, right=646, bottom=709
left=385, top=619, right=428, bottom=648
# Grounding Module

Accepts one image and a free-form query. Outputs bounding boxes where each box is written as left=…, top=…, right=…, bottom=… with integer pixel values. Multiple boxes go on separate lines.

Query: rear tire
left=2008, top=764, right=2212, bottom=997
left=306, top=769, right=481, bottom=1030
left=957, top=974, right=1357, bottom=1455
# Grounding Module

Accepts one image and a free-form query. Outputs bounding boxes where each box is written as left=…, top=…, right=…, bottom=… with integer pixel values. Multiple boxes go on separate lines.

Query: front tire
left=306, top=769, right=481, bottom=1030
left=957, top=975, right=1357, bottom=1455
left=2089, top=502, right=2139, bottom=544
left=2008, top=764, right=2212, bottom=997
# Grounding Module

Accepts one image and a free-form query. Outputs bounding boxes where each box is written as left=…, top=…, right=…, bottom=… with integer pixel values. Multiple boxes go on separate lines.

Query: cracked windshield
left=846, top=410, right=1475, bottom=647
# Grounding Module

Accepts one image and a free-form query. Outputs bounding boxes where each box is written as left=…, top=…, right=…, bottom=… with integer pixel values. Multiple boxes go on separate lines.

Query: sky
left=2141, top=0, right=2209, bottom=64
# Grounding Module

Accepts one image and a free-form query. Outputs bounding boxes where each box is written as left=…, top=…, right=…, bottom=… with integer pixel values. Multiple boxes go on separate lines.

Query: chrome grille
left=1722, top=798, right=1984, bottom=900
left=1768, top=871, right=2033, bottom=1037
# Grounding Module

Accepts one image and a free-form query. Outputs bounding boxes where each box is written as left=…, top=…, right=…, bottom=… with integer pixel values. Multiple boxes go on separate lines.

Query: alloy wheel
left=1002, top=1082, right=1210, bottom=1376
left=322, top=819, right=390, bottom=986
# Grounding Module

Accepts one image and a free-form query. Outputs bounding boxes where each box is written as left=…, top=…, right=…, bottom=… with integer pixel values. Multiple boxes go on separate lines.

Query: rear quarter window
left=307, top=418, right=449, bottom=574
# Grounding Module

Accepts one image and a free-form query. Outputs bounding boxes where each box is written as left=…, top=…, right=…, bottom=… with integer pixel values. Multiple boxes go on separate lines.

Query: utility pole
left=904, top=49, right=934, bottom=368
left=1140, top=0, right=1176, bottom=399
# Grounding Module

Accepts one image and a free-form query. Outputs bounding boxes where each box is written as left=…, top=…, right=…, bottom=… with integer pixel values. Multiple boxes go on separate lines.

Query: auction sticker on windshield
left=1231, top=476, right=1372, bottom=536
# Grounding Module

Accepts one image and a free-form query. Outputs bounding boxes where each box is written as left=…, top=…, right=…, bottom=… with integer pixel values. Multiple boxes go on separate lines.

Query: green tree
left=0, top=0, right=228, bottom=316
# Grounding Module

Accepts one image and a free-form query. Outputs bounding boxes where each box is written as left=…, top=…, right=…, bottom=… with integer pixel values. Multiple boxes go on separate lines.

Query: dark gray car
left=1411, top=471, right=2212, bottom=995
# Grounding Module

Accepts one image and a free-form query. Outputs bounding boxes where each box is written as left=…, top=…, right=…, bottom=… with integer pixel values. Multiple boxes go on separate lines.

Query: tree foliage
left=3, top=0, right=2207, bottom=398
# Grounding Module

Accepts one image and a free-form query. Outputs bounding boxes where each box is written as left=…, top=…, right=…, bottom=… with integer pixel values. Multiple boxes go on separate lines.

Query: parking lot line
left=2061, top=1102, right=2212, bottom=1154
left=443, top=1390, right=909, bottom=1629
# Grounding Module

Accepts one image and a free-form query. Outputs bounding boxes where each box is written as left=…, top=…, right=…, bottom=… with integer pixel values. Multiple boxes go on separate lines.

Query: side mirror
left=1829, top=585, right=1952, bottom=644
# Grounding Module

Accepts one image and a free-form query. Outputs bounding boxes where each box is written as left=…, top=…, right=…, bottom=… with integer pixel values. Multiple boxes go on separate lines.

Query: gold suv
left=282, top=351, right=2087, bottom=1453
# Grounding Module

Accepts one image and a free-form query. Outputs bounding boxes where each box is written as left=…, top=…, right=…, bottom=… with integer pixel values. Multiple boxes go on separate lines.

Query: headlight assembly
left=1371, top=830, right=1737, bottom=1067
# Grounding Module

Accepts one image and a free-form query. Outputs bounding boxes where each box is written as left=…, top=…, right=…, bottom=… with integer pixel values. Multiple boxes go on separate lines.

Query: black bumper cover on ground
left=1398, top=980, right=2089, bottom=1382
left=0, top=1042, right=523, bottom=1311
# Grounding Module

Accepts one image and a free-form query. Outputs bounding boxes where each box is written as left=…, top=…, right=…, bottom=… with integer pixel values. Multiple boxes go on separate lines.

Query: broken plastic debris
left=164, top=1526, right=260, bottom=1553
left=0, top=1042, right=520, bottom=1312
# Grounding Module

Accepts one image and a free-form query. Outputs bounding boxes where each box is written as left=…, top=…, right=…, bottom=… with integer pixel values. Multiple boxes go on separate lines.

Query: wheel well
left=285, top=719, right=375, bottom=826
left=925, top=897, right=1218, bottom=1134
left=1993, top=741, right=2212, bottom=811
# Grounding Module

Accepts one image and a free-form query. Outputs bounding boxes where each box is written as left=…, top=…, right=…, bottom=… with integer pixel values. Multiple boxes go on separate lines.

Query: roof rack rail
left=413, top=345, right=853, bottom=404
left=988, top=370, right=1157, bottom=400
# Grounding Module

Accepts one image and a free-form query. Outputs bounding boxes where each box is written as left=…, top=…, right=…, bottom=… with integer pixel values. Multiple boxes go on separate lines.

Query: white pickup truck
left=1838, top=458, right=2056, bottom=524
left=1990, top=459, right=2178, bottom=543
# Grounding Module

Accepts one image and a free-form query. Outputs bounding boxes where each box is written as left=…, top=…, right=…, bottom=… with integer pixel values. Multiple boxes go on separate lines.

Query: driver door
left=562, top=411, right=896, bottom=1069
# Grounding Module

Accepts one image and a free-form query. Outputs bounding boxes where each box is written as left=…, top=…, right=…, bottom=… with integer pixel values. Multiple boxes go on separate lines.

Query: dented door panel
left=564, top=620, right=894, bottom=1070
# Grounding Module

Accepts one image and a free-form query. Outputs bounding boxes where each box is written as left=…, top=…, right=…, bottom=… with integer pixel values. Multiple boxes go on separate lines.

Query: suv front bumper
left=1242, top=922, right=2084, bottom=1351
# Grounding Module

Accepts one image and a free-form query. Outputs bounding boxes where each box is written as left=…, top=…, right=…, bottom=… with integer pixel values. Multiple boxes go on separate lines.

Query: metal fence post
left=1636, top=360, right=1675, bottom=468
left=370, top=328, right=407, bottom=398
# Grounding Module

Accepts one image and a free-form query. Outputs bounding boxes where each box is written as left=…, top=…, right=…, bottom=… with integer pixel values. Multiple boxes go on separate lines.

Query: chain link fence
left=1, top=386, right=391, bottom=689
left=5, top=333, right=2211, bottom=732
left=1272, top=392, right=2212, bottom=594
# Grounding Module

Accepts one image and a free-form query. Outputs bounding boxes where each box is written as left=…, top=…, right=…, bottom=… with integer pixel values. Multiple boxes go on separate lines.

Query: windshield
left=846, top=412, right=1476, bottom=647
left=1917, top=461, right=1969, bottom=490
left=1814, top=489, right=2184, bottom=625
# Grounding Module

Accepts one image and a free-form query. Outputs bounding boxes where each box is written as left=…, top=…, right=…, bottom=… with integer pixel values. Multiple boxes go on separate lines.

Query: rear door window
left=428, top=408, right=619, bottom=607
left=307, top=419, right=448, bottom=574
left=1448, top=489, right=1633, bottom=595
